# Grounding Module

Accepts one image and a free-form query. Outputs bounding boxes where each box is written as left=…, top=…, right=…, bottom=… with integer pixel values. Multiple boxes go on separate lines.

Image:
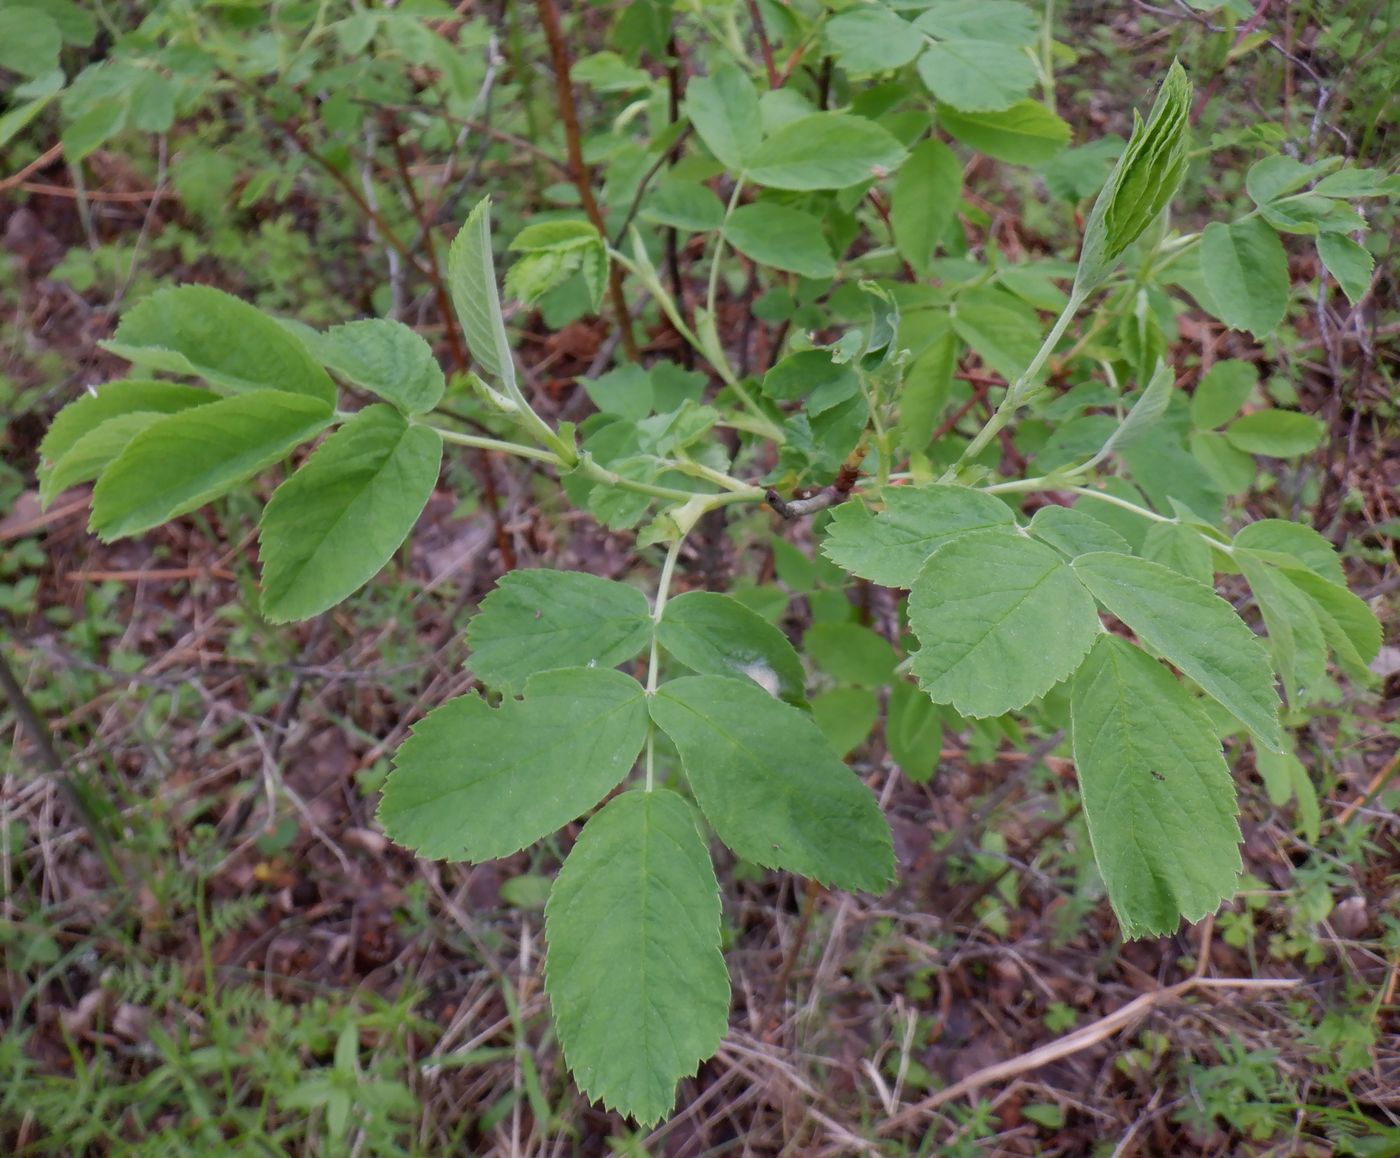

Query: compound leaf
left=545, top=789, right=729, bottom=1127
left=259, top=405, right=442, bottom=622
left=1071, top=635, right=1241, bottom=939
left=467, top=569, right=652, bottom=693
left=657, top=591, right=806, bottom=707
left=649, top=675, right=894, bottom=893
left=103, top=286, right=335, bottom=405
left=378, top=667, right=649, bottom=861
left=89, top=391, right=334, bottom=542
left=1071, top=551, right=1286, bottom=751
left=908, top=529, right=1102, bottom=717
left=821, top=484, right=1016, bottom=588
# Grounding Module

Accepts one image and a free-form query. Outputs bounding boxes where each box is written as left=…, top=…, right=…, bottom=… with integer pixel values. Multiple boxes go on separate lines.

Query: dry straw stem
left=879, top=973, right=1300, bottom=1133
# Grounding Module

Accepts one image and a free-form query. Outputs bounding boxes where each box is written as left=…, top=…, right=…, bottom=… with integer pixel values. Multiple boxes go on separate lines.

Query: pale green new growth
left=466, top=569, right=653, bottom=694
left=1071, top=636, right=1242, bottom=939
left=1076, top=60, right=1191, bottom=293
left=378, top=667, right=649, bottom=861
left=258, top=405, right=443, bottom=622
left=649, top=675, right=894, bottom=893
left=447, top=196, right=515, bottom=389
left=908, top=529, right=1103, bottom=717
left=545, top=790, right=730, bottom=1127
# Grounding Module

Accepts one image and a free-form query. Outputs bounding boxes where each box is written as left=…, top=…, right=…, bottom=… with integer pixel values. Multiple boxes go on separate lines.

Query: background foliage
left=2, top=0, right=1398, bottom=1153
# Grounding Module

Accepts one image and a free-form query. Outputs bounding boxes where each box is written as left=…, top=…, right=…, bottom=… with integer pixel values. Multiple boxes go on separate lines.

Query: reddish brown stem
left=746, top=0, right=780, bottom=89
left=534, top=0, right=640, bottom=361
left=385, top=114, right=470, bottom=372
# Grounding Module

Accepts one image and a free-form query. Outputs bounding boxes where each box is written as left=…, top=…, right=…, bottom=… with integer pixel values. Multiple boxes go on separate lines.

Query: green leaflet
left=908, top=529, right=1102, bottom=718
left=811, top=687, right=879, bottom=757
left=1238, top=553, right=1327, bottom=708
left=1094, top=361, right=1173, bottom=459
left=804, top=622, right=898, bottom=688
left=1077, top=61, right=1191, bottom=292
left=1317, top=232, right=1374, bottom=305
left=821, top=484, right=1016, bottom=588
left=684, top=64, right=762, bottom=172
left=1225, top=410, right=1325, bottom=457
left=1028, top=504, right=1132, bottom=559
left=896, top=332, right=959, bottom=452
left=39, top=381, right=218, bottom=507
left=40, top=412, right=171, bottom=507
left=1275, top=566, right=1381, bottom=682
left=745, top=114, right=908, bottom=191
left=1071, top=552, right=1286, bottom=752
left=301, top=319, right=445, bottom=415
left=915, top=39, right=1037, bottom=114
left=649, top=675, right=894, bottom=893
left=0, top=8, right=61, bottom=78
left=377, top=667, right=649, bottom=861
left=912, top=1, right=1038, bottom=111
left=89, top=390, right=334, bottom=542
left=1232, top=520, right=1345, bottom=588
left=447, top=197, right=515, bottom=389
left=1140, top=522, right=1214, bottom=586
left=466, top=569, right=653, bottom=693
left=258, top=406, right=443, bottom=622
left=1190, top=360, right=1256, bottom=430
left=1197, top=217, right=1289, bottom=337
left=938, top=101, right=1071, bottom=166
left=102, top=285, right=335, bottom=405
left=823, top=6, right=921, bottom=73
left=724, top=203, right=837, bottom=279
left=891, top=139, right=961, bottom=278
left=656, top=590, right=807, bottom=707
left=39, top=380, right=216, bottom=468
left=886, top=681, right=943, bottom=784
left=1070, top=636, right=1242, bottom=939
left=544, top=789, right=729, bottom=1127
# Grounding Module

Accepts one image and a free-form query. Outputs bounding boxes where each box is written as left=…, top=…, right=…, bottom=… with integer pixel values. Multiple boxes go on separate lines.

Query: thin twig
left=534, top=0, right=640, bottom=360
left=881, top=975, right=1301, bottom=1131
